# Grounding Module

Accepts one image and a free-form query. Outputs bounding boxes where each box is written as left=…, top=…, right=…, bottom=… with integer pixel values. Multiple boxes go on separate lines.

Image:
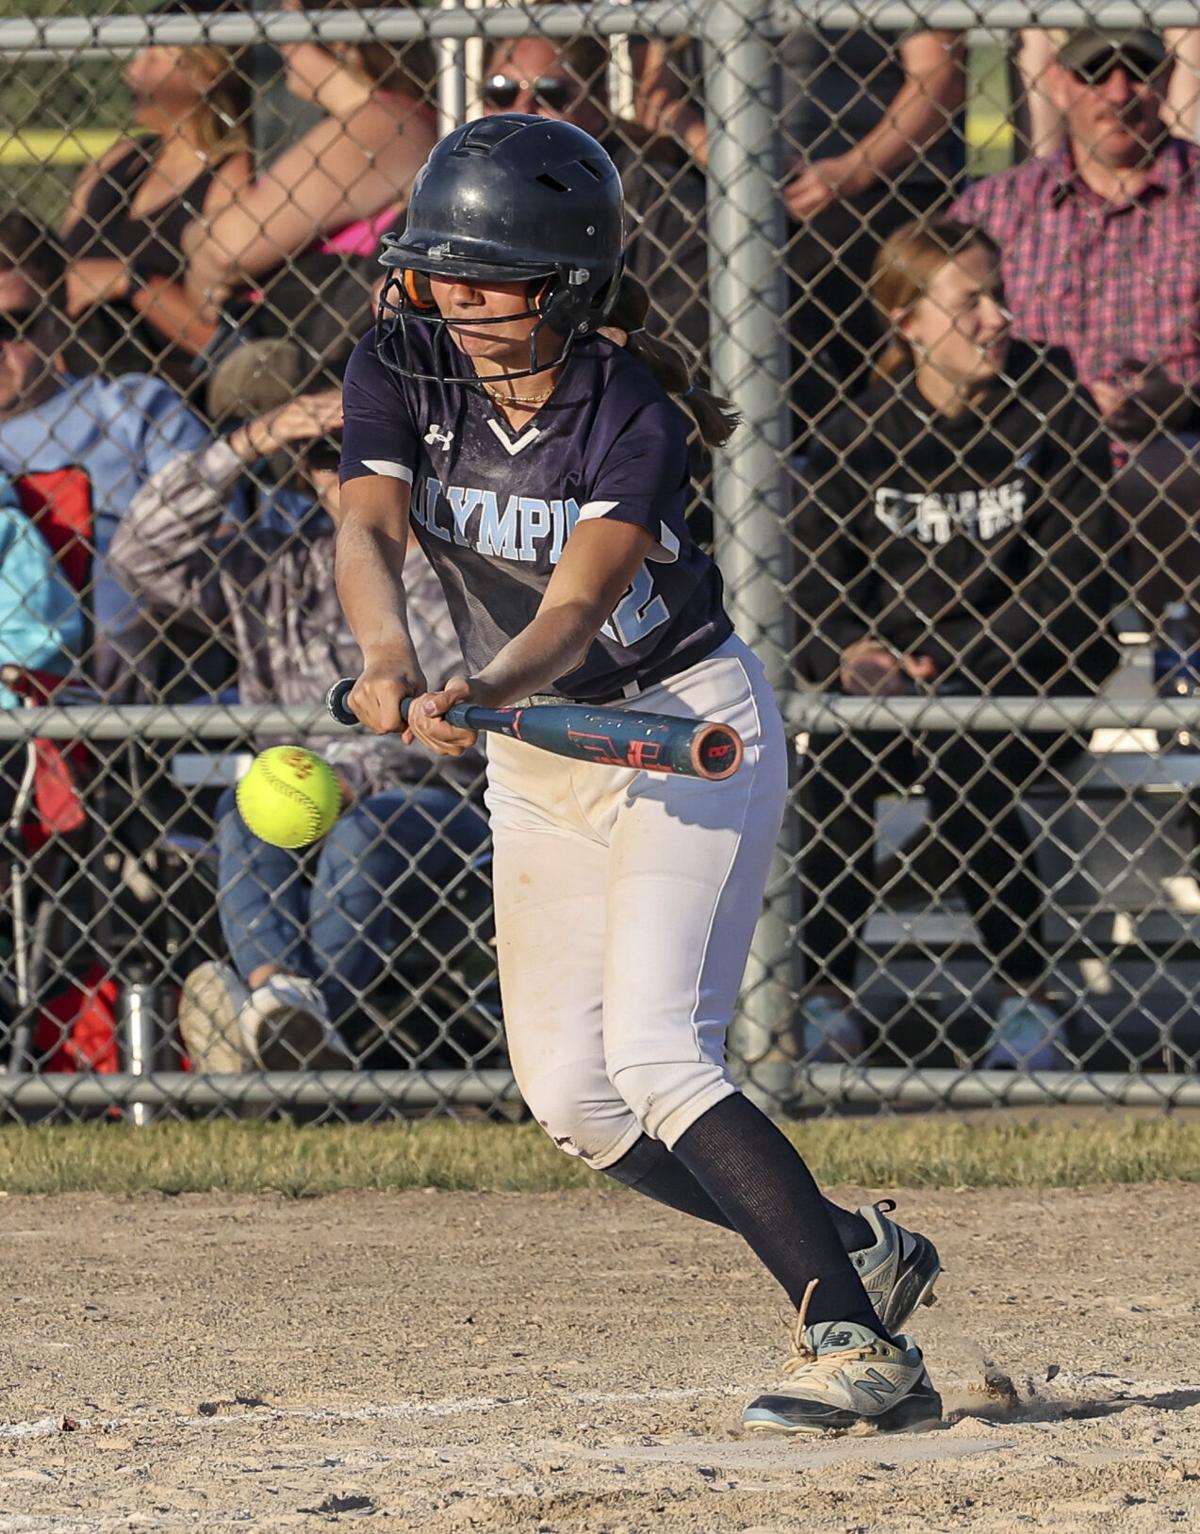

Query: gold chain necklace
left=481, top=378, right=556, bottom=409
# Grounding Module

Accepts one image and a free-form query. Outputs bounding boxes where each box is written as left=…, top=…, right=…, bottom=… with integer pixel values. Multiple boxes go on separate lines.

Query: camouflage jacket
left=110, top=438, right=479, bottom=795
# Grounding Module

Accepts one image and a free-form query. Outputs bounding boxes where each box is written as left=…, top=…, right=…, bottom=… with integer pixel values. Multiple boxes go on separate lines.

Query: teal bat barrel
left=326, top=680, right=743, bottom=781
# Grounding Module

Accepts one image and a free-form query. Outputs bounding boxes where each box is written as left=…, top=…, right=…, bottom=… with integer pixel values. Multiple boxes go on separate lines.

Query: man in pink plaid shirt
left=951, top=28, right=1200, bottom=621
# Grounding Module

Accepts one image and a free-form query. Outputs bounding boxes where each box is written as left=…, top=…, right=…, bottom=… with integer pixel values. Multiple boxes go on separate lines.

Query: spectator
left=60, top=32, right=252, bottom=394
left=1012, top=27, right=1200, bottom=157
left=791, top=219, right=1116, bottom=1070
left=183, top=0, right=437, bottom=358
left=778, top=25, right=967, bottom=440
left=479, top=33, right=709, bottom=363
left=950, top=29, right=1200, bottom=622
left=110, top=390, right=488, bottom=1071
left=0, top=212, right=210, bottom=698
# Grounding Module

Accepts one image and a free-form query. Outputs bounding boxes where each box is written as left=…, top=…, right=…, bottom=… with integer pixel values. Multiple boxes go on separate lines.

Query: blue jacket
left=0, top=371, right=210, bottom=695
left=0, top=471, right=84, bottom=708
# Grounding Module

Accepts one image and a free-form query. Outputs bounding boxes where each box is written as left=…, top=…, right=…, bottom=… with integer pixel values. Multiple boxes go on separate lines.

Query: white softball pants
left=484, top=634, right=788, bottom=1168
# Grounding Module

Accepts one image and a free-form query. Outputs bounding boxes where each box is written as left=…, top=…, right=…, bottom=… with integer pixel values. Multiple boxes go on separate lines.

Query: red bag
left=34, top=964, right=119, bottom=1073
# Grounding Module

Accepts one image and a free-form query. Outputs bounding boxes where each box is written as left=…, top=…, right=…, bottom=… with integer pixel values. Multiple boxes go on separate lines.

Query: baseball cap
left=1057, top=29, right=1167, bottom=78
left=207, top=337, right=302, bottom=423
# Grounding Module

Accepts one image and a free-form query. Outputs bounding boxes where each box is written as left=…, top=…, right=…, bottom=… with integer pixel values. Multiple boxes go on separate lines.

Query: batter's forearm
left=472, top=601, right=604, bottom=706
left=335, top=516, right=418, bottom=667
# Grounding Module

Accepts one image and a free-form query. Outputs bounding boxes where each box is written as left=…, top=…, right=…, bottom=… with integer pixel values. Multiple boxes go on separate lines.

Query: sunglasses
left=481, top=73, right=575, bottom=112
left=0, top=305, right=43, bottom=345
left=1070, top=50, right=1164, bottom=86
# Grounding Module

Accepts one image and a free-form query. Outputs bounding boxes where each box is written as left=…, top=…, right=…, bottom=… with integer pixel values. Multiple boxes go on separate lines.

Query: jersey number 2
left=603, top=563, right=669, bottom=648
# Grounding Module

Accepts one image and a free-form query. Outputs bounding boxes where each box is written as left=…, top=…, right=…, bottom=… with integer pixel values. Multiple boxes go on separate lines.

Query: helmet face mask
left=377, top=267, right=563, bottom=385
left=375, top=114, right=625, bottom=387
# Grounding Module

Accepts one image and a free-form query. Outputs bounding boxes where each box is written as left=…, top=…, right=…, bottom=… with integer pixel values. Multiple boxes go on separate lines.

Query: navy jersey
left=340, top=321, right=731, bottom=703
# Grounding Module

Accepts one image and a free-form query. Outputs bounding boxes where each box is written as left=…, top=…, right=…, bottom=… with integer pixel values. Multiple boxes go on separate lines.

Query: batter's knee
left=515, top=1062, right=644, bottom=1170
left=607, top=1057, right=735, bottom=1150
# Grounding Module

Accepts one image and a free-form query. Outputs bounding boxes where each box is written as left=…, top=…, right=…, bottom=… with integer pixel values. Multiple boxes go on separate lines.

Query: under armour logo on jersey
left=424, top=424, right=454, bottom=450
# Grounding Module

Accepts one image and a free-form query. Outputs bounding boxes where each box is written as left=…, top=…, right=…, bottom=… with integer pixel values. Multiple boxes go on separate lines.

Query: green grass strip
left=0, top=1117, right=1197, bottom=1196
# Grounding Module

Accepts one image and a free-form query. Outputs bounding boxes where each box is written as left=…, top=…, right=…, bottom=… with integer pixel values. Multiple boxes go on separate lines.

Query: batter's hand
left=348, top=655, right=427, bottom=735
left=405, top=675, right=478, bottom=758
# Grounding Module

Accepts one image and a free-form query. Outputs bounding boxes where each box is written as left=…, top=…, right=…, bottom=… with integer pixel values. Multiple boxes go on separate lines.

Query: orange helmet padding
left=404, top=269, right=436, bottom=309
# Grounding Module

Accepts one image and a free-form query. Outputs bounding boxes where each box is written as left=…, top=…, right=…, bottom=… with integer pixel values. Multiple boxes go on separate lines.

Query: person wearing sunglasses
left=1011, top=26, right=1200, bottom=158
left=479, top=34, right=709, bottom=366
left=480, top=71, right=581, bottom=116
left=951, top=30, right=1200, bottom=638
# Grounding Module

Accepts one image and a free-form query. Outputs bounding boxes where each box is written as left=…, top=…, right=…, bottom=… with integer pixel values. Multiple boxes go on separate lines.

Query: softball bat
left=326, top=678, right=743, bottom=780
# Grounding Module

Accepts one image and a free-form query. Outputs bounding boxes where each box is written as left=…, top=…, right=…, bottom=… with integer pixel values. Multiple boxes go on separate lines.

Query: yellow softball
left=235, top=746, right=342, bottom=849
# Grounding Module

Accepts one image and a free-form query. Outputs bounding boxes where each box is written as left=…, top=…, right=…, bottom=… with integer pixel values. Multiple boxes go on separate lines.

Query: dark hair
left=0, top=212, right=64, bottom=295
left=0, top=211, right=67, bottom=330
left=606, top=273, right=739, bottom=449
left=870, top=217, right=1002, bottom=379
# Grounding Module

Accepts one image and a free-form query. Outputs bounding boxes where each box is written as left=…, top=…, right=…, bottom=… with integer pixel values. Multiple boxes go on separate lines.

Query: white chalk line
left=1, top=1369, right=1195, bottom=1446
left=0, top=1383, right=744, bottom=1441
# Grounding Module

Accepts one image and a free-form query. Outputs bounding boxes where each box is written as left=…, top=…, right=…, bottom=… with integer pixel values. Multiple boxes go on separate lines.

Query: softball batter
left=337, top=113, right=942, bottom=1435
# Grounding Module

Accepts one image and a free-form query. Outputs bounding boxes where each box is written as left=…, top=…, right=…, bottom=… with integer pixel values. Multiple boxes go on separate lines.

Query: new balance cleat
left=743, top=1322, right=942, bottom=1436
left=743, top=1284, right=942, bottom=1437
left=852, top=1199, right=941, bottom=1333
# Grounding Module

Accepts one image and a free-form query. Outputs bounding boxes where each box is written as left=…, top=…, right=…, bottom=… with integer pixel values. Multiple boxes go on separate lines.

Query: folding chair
left=2, top=467, right=100, bottom=1072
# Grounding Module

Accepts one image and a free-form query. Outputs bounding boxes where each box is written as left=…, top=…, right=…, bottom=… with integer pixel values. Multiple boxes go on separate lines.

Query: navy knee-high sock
left=605, top=1134, right=874, bottom=1254
left=668, top=1094, right=885, bottom=1331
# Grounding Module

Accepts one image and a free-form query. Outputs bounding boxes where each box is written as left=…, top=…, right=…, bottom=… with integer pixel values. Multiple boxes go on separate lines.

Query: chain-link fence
left=0, top=2, right=1198, bottom=1122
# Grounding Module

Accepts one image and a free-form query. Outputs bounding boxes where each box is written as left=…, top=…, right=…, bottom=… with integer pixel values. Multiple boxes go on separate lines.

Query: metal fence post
left=702, top=0, right=797, bottom=1104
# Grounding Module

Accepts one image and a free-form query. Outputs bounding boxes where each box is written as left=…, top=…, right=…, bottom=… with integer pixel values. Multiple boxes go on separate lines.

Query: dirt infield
left=2, top=1184, right=1198, bottom=1533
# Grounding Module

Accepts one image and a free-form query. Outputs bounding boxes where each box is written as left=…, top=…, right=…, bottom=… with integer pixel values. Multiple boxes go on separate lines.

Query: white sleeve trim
left=362, top=459, right=414, bottom=483
left=576, top=499, right=679, bottom=563
left=649, top=523, right=680, bottom=564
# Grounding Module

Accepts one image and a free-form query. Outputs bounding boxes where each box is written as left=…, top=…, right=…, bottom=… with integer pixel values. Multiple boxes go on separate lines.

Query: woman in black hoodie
left=792, top=217, right=1117, bottom=1071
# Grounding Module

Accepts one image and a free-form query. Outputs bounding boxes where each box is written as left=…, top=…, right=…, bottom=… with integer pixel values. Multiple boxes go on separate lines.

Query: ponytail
left=603, top=273, right=740, bottom=449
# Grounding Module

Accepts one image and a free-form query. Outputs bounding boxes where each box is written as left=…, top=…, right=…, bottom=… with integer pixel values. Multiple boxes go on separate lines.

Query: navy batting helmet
left=376, top=114, right=625, bottom=384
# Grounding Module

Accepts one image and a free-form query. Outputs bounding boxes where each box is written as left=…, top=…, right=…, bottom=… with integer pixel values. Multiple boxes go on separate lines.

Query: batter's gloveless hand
left=348, top=655, right=427, bottom=735
left=405, top=675, right=478, bottom=757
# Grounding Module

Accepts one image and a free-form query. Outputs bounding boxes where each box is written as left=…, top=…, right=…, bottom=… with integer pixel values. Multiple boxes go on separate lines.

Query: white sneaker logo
left=424, top=424, right=454, bottom=450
